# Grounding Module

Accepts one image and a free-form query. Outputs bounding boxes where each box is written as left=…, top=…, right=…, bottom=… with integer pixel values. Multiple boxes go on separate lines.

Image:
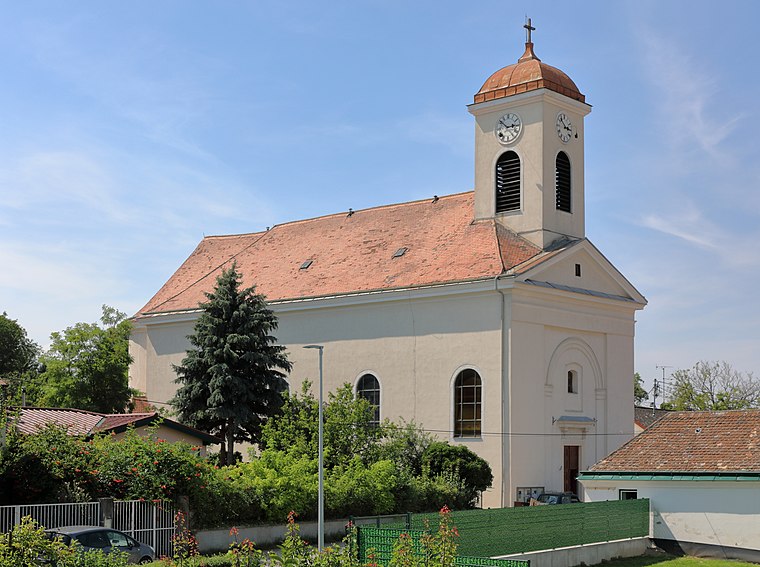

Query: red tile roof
left=591, top=410, right=760, bottom=473
left=137, top=192, right=544, bottom=317
left=15, top=407, right=103, bottom=436
left=11, top=407, right=219, bottom=444
left=94, top=413, right=156, bottom=432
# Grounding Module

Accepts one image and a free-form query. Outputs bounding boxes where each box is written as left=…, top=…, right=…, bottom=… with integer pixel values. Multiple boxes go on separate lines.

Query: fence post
left=14, top=505, right=20, bottom=527
left=406, top=512, right=411, bottom=530
left=99, top=498, right=114, bottom=528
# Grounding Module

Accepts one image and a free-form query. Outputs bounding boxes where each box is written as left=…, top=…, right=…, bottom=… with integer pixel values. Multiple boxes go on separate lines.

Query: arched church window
left=454, top=368, right=482, bottom=438
left=495, top=151, right=521, bottom=213
left=555, top=151, right=571, bottom=212
left=356, top=373, right=381, bottom=426
left=567, top=370, right=578, bottom=394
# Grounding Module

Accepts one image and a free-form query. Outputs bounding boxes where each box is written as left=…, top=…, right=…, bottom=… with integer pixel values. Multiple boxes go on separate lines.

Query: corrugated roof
left=589, top=410, right=760, bottom=473
left=136, top=192, right=544, bottom=317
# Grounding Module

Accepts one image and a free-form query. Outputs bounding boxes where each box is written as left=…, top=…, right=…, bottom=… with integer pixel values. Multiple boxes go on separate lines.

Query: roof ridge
left=17, top=406, right=105, bottom=417
left=203, top=192, right=474, bottom=237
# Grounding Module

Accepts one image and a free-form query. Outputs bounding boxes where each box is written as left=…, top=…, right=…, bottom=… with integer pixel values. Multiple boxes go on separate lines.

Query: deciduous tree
left=260, top=381, right=383, bottom=468
left=171, top=264, right=291, bottom=465
left=634, top=372, right=648, bottom=404
left=0, top=313, right=40, bottom=404
left=662, top=360, right=760, bottom=410
left=36, top=306, right=133, bottom=413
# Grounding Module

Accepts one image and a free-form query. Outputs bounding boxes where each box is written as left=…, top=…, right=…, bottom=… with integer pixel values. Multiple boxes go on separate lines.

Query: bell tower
left=468, top=20, right=592, bottom=250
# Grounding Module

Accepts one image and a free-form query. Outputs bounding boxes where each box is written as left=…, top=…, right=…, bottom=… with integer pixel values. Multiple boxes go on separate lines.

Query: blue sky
left=1, top=1, right=758, bottom=396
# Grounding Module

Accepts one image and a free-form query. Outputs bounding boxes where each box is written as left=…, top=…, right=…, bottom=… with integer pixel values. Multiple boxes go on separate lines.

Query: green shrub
left=421, top=442, right=493, bottom=507
left=223, top=449, right=317, bottom=522
left=326, top=458, right=398, bottom=517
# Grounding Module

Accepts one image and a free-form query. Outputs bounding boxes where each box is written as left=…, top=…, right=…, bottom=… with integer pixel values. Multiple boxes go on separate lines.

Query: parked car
left=45, top=526, right=155, bottom=564
left=534, top=492, right=580, bottom=505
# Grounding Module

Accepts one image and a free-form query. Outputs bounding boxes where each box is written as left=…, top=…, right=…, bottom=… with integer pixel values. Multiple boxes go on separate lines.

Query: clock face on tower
left=556, top=112, right=573, bottom=143
left=495, top=112, right=522, bottom=145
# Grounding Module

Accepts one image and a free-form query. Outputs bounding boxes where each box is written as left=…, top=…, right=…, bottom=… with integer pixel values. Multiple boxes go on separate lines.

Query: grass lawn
left=597, top=554, right=757, bottom=567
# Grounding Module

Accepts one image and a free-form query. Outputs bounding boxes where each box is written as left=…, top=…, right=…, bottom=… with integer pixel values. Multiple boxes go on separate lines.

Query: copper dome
left=474, top=43, right=585, bottom=104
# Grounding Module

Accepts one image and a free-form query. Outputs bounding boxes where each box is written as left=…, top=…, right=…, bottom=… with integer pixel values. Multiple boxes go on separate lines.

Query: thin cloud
left=637, top=31, right=740, bottom=163
left=399, top=111, right=471, bottom=157
left=639, top=209, right=719, bottom=250
left=2, top=150, right=138, bottom=224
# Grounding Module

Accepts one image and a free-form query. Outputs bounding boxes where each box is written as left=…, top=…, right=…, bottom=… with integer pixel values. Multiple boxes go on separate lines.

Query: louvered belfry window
left=555, top=151, right=572, bottom=213
left=495, top=151, right=521, bottom=213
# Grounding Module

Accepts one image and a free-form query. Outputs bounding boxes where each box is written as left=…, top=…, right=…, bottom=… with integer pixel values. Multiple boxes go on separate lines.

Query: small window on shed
left=619, top=489, right=638, bottom=500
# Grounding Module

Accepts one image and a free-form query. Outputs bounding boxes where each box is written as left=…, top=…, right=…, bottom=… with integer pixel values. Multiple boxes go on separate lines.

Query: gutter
left=579, top=471, right=760, bottom=481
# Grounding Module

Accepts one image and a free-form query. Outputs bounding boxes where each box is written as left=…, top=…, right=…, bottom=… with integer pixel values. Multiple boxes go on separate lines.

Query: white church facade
left=129, top=25, right=646, bottom=508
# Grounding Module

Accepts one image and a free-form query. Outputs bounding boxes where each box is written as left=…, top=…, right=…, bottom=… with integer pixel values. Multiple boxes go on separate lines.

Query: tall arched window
left=356, top=374, right=380, bottom=426
left=555, top=151, right=571, bottom=212
left=454, top=369, right=482, bottom=438
left=495, top=151, right=521, bottom=213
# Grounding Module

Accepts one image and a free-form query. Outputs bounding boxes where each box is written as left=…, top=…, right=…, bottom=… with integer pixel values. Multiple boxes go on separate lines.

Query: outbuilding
left=579, top=409, right=760, bottom=562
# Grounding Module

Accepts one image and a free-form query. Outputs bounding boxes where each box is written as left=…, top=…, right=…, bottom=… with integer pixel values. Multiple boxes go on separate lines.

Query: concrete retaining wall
left=196, top=519, right=349, bottom=554
left=494, top=537, right=650, bottom=567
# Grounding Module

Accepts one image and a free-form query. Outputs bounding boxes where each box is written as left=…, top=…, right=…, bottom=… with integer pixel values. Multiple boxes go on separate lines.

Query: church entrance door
left=563, top=445, right=579, bottom=494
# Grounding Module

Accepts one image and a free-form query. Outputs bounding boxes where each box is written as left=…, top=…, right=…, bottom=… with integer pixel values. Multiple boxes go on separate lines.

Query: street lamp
left=303, top=344, right=324, bottom=552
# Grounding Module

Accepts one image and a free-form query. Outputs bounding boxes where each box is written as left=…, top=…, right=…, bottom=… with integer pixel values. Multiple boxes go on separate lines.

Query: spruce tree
left=171, top=264, right=291, bottom=464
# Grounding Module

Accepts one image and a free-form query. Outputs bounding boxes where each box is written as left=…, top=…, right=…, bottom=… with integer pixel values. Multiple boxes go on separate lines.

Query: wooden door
left=564, top=446, right=579, bottom=494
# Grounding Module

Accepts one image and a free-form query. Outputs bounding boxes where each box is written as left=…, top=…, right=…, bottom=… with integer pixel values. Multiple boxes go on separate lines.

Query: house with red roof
left=579, top=410, right=760, bottom=562
left=13, top=407, right=220, bottom=455
left=129, top=24, right=646, bottom=508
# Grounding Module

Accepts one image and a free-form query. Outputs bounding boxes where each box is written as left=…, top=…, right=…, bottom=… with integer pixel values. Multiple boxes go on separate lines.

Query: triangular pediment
left=513, top=239, right=646, bottom=306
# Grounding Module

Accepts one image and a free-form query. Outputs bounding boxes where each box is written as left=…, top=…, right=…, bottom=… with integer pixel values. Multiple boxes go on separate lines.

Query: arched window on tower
left=356, top=373, right=381, bottom=426
left=453, top=369, right=482, bottom=438
left=555, top=151, right=572, bottom=212
left=495, top=151, right=521, bottom=213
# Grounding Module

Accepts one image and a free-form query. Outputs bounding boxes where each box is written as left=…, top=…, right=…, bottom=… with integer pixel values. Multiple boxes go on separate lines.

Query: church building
left=129, top=23, right=646, bottom=508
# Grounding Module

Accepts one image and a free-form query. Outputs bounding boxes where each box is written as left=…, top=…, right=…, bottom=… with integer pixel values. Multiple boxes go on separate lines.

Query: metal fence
left=356, top=527, right=529, bottom=567
left=0, top=499, right=176, bottom=557
left=113, top=500, right=176, bottom=558
left=378, top=499, right=650, bottom=558
left=0, top=502, right=100, bottom=533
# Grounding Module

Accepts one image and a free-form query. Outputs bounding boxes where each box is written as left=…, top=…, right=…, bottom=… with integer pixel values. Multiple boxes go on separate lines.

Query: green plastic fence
left=380, top=499, right=649, bottom=557
left=355, top=527, right=529, bottom=567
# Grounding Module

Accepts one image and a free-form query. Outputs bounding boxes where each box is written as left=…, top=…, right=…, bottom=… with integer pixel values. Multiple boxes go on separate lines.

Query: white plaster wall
left=129, top=279, right=639, bottom=511
left=469, top=90, right=590, bottom=248
left=536, top=248, right=630, bottom=297
left=506, top=286, right=636, bottom=505
left=582, top=480, right=760, bottom=551
left=130, top=289, right=506, bottom=507
left=111, top=425, right=210, bottom=456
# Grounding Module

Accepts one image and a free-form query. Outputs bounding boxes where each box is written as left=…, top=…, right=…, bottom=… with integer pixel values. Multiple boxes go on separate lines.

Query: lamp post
left=303, top=344, right=324, bottom=552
